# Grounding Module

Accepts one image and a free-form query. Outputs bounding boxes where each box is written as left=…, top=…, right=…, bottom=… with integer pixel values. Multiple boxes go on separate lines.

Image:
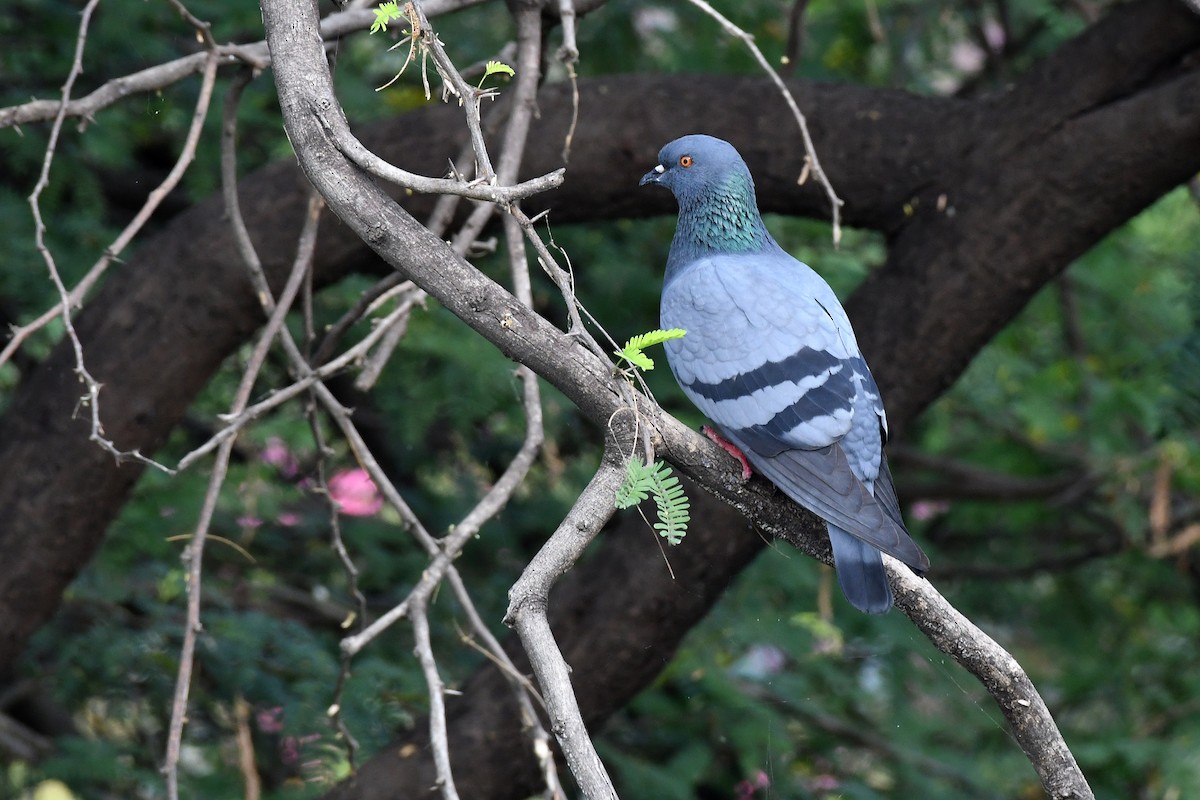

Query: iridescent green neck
left=666, top=171, right=773, bottom=278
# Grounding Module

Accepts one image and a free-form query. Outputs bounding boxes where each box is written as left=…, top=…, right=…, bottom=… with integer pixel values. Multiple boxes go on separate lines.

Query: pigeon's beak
left=639, top=164, right=666, bottom=186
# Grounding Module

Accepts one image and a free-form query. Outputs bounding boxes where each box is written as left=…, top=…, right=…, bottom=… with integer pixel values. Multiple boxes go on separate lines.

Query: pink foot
left=702, top=425, right=752, bottom=481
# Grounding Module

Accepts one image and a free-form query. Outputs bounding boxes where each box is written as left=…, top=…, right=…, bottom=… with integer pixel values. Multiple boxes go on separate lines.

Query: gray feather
left=828, top=525, right=893, bottom=614
left=643, top=134, right=929, bottom=612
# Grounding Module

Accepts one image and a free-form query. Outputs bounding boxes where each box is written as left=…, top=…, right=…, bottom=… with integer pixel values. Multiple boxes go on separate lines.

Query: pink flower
left=262, top=436, right=299, bottom=478
left=328, top=468, right=383, bottom=517
left=276, top=511, right=302, bottom=527
left=910, top=500, right=951, bottom=522
left=735, top=770, right=770, bottom=799
left=257, top=706, right=284, bottom=733
left=731, top=644, right=787, bottom=679
left=810, top=773, right=840, bottom=791
left=237, top=515, right=263, bottom=529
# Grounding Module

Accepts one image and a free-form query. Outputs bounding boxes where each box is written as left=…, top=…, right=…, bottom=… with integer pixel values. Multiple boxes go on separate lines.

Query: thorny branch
left=682, top=0, right=845, bottom=244
left=309, top=414, right=368, bottom=767
left=164, top=194, right=325, bottom=800
left=261, top=0, right=1099, bottom=796
left=0, top=0, right=508, bottom=389
left=19, top=0, right=214, bottom=472
left=0, top=1, right=493, bottom=129
left=6, top=0, right=1118, bottom=797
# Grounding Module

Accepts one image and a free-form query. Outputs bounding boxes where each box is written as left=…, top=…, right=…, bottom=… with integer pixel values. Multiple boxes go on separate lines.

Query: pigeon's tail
left=828, top=525, right=892, bottom=614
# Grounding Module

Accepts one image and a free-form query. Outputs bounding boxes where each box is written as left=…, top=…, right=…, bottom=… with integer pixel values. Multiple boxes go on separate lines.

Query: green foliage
left=611, top=327, right=691, bottom=544
left=614, top=327, right=686, bottom=372
left=615, top=457, right=691, bottom=545
left=370, top=1, right=403, bottom=34
left=3, top=0, right=1198, bottom=798
left=478, top=59, right=514, bottom=88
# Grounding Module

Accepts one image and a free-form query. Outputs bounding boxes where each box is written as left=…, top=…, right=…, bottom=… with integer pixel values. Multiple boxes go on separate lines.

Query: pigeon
left=640, top=134, right=928, bottom=613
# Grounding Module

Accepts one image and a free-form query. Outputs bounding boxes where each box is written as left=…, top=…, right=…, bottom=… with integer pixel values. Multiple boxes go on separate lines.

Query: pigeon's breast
left=660, top=255, right=865, bottom=449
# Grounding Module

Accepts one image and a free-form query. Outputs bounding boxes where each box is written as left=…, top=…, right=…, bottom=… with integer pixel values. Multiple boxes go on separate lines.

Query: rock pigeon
left=640, top=134, right=929, bottom=613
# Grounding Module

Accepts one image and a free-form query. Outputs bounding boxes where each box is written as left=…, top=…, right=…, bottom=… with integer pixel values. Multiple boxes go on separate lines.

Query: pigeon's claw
left=702, top=425, right=753, bottom=481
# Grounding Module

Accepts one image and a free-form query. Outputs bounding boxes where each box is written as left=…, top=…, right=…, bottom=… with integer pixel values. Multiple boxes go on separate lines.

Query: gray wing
left=663, top=253, right=868, bottom=452
left=662, top=253, right=929, bottom=573
left=872, top=456, right=906, bottom=531
left=724, top=428, right=929, bottom=570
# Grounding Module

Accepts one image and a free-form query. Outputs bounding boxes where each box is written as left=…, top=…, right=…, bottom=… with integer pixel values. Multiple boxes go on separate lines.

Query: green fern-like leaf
left=483, top=60, right=515, bottom=79
left=370, top=1, right=402, bottom=33
left=614, top=457, right=691, bottom=544
left=615, top=328, right=686, bottom=372
left=625, top=328, right=687, bottom=352
left=647, top=462, right=691, bottom=545
left=615, top=457, right=653, bottom=509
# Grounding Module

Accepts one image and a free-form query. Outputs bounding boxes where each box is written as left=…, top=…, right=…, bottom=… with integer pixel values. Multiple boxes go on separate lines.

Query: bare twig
left=411, top=598, right=462, bottom=800
left=21, top=0, right=182, bottom=473
left=782, top=0, right=810, bottom=73
left=173, top=299, right=416, bottom=471
left=351, top=288, right=424, bottom=391
left=864, top=0, right=886, bottom=42
left=165, top=0, right=217, bottom=51
left=5, top=50, right=222, bottom=454
left=164, top=195, right=323, bottom=800
left=312, top=273, right=413, bottom=364
left=680, top=0, right=845, bottom=244
left=0, top=0, right=491, bottom=130
left=233, top=696, right=262, bottom=800
left=409, top=2, right=497, bottom=180
left=510, top=206, right=608, bottom=358
left=558, top=60, right=581, bottom=163
left=445, top=569, right=565, bottom=798
left=24, top=0, right=100, bottom=419
left=331, top=126, right=564, bottom=202
left=888, top=445, right=1088, bottom=502
left=437, top=0, right=547, bottom=258
left=0, top=44, right=265, bottom=130
left=504, top=449, right=628, bottom=800
left=886, top=559, right=1092, bottom=799
left=556, top=0, right=579, bottom=64
left=336, top=343, right=546, bottom=653
left=306, top=401, right=367, bottom=766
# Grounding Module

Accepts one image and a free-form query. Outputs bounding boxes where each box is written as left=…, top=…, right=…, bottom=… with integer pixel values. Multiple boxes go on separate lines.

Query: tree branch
left=259, top=0, right=1098, bottom=795
left=0, top=0, right=490, bottom=130
left=887, top=564, right=1088, bottom=799
left=0, top=2, right=1196, bottom=797
left=504, top=446, right=628, bottom=800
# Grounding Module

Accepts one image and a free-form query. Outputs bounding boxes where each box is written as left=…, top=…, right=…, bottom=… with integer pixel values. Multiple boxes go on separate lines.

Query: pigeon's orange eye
left=679, top=155, right=694, bottom=168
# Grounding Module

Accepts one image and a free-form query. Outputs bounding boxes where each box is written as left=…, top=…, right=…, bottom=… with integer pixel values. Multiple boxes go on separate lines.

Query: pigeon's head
left=639, top=134, right=752, bottom=201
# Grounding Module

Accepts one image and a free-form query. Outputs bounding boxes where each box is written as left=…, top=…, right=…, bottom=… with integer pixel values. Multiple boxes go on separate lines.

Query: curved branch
left=0, top=1, right=488, bottom=130
left=260, top=0, right=1098, bottom=796
left=0, top=2, right=1196, bottom=797
left=888, top=565, right=1086, bottom=799
left=504, top=446, right=628, bottom=800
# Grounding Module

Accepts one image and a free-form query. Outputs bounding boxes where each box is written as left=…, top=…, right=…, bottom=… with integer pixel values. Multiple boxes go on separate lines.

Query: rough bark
left=321, top=483, right=762, bottom=800
left=268, top=3, right=1188, bottom=798
left=0, top=1, right=1195, bottom=795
